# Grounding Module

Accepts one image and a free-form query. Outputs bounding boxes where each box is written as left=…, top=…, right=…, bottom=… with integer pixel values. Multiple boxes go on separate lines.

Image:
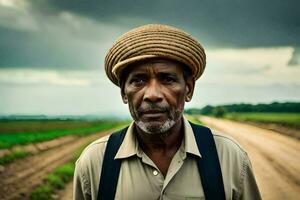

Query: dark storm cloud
left=0, top=0, right=299, bottom=68
left=33, top=0, right=300, bottom=47
left=0, top=26, right=109, bottom=69
left=0, top=26, right=85, bottom=68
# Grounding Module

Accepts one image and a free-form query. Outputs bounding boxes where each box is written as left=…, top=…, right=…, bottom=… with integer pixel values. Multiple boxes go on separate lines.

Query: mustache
left=137, top=103, right=169, bottom=114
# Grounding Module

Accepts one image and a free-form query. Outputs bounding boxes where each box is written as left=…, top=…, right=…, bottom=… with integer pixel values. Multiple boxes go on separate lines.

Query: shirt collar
left=115, top=121, right=138, bottom=159
left=114, top=116, right=201, bottom=160
left=182, top=116, right=201, bottom=157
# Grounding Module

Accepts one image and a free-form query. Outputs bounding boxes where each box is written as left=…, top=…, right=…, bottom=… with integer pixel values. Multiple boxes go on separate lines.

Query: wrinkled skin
left=121, top=59, right=195, bottom=136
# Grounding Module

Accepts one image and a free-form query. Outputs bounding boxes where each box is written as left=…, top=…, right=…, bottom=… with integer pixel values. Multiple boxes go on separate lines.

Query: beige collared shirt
left=74, top=117, right=261, bottom=200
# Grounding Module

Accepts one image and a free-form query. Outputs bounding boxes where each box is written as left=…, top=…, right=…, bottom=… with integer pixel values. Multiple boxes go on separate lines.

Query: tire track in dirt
left=200, top=116, right=300, bottom=200
left=0, top=130, right=113, bottom=200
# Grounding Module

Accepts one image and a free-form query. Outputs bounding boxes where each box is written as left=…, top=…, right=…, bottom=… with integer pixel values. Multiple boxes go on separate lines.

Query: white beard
left=135, top=119, right=176, bottom=134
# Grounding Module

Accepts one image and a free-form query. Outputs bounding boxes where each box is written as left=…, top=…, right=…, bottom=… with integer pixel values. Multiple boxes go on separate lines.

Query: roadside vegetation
left=30, top=163, right=74, bottom=200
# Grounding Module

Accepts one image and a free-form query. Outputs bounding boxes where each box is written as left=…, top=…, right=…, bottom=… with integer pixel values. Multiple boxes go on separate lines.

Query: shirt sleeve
left=73, top=160, right=92, bottom=200
left=239, top=152, right=262, bottom=200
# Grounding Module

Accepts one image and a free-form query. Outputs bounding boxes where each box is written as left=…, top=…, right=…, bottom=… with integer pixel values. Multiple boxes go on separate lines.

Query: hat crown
left=105, top=24, right=206, bottom=86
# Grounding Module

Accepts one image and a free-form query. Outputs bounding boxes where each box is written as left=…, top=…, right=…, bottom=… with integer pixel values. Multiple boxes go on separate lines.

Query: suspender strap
left=97, top=127, right=128, bottom=200
left=97, top=123, right=225, bottom=200
left=190, top=122, right=226, bottom=200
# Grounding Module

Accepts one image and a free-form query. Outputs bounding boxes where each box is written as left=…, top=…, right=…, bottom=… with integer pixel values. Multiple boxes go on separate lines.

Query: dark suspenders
left=97, top=122, right=225, bottom=200
left=97, top=127, right=127, bottom=200
left=190, top=123, right=226, bottom=200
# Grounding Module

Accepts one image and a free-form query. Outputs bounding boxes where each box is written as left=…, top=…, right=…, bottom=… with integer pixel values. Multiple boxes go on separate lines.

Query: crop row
left=0, top=121, right=128, bottom=149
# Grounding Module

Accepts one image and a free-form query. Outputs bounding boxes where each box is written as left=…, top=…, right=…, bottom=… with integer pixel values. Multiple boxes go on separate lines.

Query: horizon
left=1, top=101, right=298, bottom=118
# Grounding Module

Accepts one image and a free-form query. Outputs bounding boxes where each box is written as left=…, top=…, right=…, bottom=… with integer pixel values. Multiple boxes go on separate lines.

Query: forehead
left=127, top=59, right=185, bottom=75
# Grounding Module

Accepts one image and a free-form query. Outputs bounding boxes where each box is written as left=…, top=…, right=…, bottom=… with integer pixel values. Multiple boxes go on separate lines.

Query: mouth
left=140, top=110, right=166, bottom=118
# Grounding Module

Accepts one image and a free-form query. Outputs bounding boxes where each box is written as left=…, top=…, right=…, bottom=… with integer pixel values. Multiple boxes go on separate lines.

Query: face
left=121, top=59, right=195, bottom=135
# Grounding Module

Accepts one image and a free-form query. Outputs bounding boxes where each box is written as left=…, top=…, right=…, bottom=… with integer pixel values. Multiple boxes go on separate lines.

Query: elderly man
left=74, top=24, right=261, bottom=200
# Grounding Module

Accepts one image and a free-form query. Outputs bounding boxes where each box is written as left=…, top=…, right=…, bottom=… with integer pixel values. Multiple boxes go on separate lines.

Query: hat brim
left=112, top=55, right=158, bottom=80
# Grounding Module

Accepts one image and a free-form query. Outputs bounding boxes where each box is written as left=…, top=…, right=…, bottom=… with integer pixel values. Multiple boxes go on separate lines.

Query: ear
left=121, top=87, right=128, bottom=104
left=185, top=77, right=195, bottom=102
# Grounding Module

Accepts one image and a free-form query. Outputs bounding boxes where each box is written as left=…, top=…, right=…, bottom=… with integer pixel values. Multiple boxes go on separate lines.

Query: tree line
left=185, top=102, right=300, bottom=116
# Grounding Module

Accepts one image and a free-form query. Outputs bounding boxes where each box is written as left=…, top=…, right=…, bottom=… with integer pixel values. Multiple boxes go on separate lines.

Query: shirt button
left=153, top=170, right=159, bottom=176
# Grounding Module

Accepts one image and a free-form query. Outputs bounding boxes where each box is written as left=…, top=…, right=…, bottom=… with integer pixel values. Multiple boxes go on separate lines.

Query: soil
left=200, top=116, right=300, bottom=200
left=0, top=130, right=112, bottom=200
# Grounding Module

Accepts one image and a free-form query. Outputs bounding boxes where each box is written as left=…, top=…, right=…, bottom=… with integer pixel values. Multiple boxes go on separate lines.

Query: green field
left=0, top=120, right=127, bottom=149
left=0, top=120, right=113, bottom=134
left=223, top=112, right=300, bottom=129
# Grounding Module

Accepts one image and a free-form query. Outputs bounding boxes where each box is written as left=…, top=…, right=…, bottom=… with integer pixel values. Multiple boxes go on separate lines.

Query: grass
left=30, top=163, right=75, bottom=200
left=223, top=112, right=300, bottom=129
left=47, top=163, right=74, bottom=188
left=0, top=122, right=119, bottom=149
left=0, top=149, right=31, bottom=165
left=30, top=184, right=53, bottom=200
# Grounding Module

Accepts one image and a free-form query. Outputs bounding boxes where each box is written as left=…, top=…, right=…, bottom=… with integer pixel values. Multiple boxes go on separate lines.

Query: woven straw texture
left=105, top=24, right=206, bottom=86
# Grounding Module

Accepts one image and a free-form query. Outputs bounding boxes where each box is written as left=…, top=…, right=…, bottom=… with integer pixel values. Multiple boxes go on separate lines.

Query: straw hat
left=105, top=24, right=206, bottom=86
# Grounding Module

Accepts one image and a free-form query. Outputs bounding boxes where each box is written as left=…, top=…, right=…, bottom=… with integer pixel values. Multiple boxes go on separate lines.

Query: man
left=74, top=24, right=261, bottom=200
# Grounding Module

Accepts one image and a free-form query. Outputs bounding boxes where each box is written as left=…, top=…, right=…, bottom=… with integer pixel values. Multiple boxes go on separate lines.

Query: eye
left=165, top=77, right=174, bottom=82
left=133, top=78, right=144, bottom=83
left=130, top=76, right=146, bottom=86
left=161, top=76, right=176, bottom=84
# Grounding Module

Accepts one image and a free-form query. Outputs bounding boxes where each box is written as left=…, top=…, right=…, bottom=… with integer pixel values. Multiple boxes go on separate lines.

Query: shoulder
left=74, top=134, right=111, bottom=182
left=73, top=134, right=111, bottom=198
left=76, top=135, right=110, bottom=170
left=210, top=128, right=250, bottom=178
left=75, top=126, right=129, bottom=174
left=211, top=129, right=247, bottom=157
left=79, top=135, right=110, bottom=158
left=210, top=129, right=251, bottom=193
left=210, top=129, right=261, bottom=199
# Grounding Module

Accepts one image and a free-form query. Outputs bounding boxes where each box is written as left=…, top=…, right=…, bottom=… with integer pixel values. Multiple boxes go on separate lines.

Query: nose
left=143, top=79, right=163, bottom=103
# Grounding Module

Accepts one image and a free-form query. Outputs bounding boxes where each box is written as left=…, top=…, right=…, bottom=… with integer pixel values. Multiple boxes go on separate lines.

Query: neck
left=135, top=117, right=184, bottom=153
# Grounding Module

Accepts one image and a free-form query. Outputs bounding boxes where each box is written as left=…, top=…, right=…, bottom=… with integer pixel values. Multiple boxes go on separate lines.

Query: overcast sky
left=0, top=0, right=299, bottom=116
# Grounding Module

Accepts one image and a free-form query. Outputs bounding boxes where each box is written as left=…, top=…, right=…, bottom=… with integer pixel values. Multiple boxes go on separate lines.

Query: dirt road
left=0, top=130, right=113, bottom=200
left=200, top=116, right=300, bottom=200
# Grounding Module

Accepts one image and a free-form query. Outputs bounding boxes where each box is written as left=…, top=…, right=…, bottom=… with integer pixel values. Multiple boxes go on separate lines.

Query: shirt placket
left=139, top=150, right=185, bottom=200
left=137, top=142, right=186, bottom=200
left=138, top=149, right=165, bottom=190
left=160, top=149, right=185, bottom=199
